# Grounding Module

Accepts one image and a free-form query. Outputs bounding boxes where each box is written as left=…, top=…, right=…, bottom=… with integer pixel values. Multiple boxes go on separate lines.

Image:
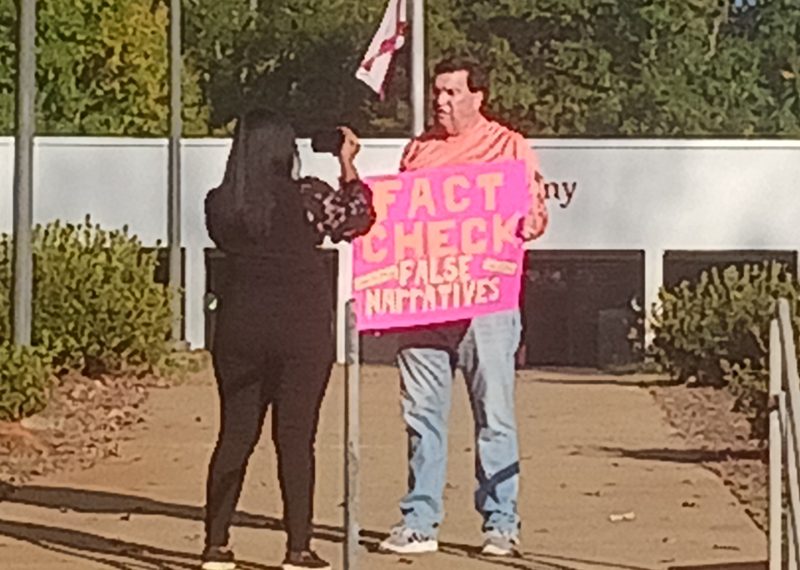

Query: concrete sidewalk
left=0, top=366, right=766, bottom=569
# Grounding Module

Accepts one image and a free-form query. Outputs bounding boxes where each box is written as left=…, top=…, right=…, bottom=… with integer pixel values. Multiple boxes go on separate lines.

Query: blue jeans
left=396, top=310, right=522, bottom=536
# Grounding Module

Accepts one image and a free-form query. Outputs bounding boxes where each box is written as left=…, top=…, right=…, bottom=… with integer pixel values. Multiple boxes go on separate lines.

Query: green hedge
left=30, top=218, right=173, bottom=374
left=649, top=261, right=800, bottom=439
left=0, top=343, right=53, bottom=422
left=0, top=217, right=176, bottom=420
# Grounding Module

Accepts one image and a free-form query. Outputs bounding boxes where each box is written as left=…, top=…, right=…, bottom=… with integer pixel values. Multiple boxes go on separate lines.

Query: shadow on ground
left=599, top=447, right=765, bottom=464
left=0, top=518, right=278, bottom=570
left=532, top=378, right=678, bottom=388
left=0, top=483, right=661, bottom=570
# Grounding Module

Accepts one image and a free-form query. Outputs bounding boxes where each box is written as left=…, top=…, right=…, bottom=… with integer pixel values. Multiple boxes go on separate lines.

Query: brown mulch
left=0, top=371, right=165, bottom=487
left=0, top=351, right=212, bottom=489
left=651, top=384, right=768, bottom=531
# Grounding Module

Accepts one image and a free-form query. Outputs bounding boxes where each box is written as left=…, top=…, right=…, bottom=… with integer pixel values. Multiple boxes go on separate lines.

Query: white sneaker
left=378, top=526, right=438, bottom=554
left=481, top=529, right=520, bottom=557
left=201, top=563, right=236, bottom=570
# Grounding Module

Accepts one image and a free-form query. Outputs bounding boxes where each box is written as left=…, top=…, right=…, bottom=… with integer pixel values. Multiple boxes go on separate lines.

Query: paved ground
left=0, top=366, right=766, bottom=569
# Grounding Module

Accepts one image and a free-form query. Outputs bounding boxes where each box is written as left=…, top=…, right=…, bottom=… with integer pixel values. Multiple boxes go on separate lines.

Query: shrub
left=33, top=217, right=174, bottom=375
left=648, top=261, right=800, bottom=439
left=0, top=217, right=175, bottom=376
left=0, top=342, right=54, bottom=422
left=722, top=358, right=770, bottom=440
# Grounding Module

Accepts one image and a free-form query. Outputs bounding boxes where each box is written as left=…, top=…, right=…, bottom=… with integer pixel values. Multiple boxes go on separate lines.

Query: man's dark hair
left=433, top=56, right=489, bottom=96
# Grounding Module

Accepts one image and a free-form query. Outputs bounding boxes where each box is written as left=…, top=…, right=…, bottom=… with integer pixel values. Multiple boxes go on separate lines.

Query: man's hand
left=519, top=172, right=548, bottom=241
left=519, top=213, right=547, bottom=241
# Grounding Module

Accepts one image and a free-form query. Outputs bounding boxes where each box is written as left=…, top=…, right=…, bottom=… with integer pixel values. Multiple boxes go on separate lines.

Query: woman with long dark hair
left=202, top=109, right=373, bottom=570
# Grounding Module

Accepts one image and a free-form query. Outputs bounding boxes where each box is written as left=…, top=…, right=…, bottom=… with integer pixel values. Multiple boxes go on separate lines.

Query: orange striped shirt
left=400, top=116, right=548, bottom=240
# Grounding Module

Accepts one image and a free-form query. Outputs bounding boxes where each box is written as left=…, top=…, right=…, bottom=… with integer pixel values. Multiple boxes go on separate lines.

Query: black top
left=206, top=176, right=373, bottom=258
left=206, top=176, right=374, bottom=311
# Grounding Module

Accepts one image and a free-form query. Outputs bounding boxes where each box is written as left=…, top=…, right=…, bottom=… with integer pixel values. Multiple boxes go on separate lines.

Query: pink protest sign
left=352, top=160, right=529, bottom=331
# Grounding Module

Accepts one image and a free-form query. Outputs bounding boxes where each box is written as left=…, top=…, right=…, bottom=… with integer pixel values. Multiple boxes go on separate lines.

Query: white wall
left=2, top=137, right=799, bottom=361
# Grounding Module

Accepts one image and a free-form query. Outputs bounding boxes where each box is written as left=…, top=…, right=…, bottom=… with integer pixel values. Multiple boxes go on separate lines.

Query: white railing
left=770, top=298, right=800, bottom=570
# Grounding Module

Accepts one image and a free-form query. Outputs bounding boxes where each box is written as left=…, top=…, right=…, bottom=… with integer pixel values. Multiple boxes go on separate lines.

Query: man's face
left=432, top=70, right=483, bottom=136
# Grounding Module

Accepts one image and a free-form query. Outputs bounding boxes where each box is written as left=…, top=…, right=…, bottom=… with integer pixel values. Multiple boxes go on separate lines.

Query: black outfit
left=203, top=112, right=373, bottom=555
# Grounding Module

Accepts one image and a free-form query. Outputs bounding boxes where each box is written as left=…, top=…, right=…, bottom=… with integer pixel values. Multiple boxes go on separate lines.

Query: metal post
left=787, top=414, right=800, bottom=570
left=779, top=299, right=800, bottom=391
left=410, top=0, right=425, bottom=135
left=769, top=319, right=783, bottom=570
left=780, top=298, right=800, bottom=569
left=783, top=397, right=800, bottom=569
left=344, top=299, right=361, bottom=570
left=779, top=300, right=800, bottom=487
left=168, top=0, right=183, bottom=345
left=783, top=392, right=797, bottom=570
left=12, top=0, right=37, bottom=346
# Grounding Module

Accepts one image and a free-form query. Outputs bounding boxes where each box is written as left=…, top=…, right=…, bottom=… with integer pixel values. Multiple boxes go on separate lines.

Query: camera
left=310, top=128, right=345, bottom=155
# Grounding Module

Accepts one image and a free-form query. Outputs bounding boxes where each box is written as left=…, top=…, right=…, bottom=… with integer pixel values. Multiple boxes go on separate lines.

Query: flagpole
left=12, top=0, right=36, bottom=346
left=411, top=0, right=425, bottom=135
left=168, top=0, right=184, bottom=346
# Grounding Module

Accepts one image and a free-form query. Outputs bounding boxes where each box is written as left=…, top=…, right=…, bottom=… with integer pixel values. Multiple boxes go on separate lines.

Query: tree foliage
left=425, top=0, right=799, bottom=136
left=183, top=0, right=410, bottom=135
left=1, top=0, right=798, bottom=137
left=0, top=0, right=209, bottom=136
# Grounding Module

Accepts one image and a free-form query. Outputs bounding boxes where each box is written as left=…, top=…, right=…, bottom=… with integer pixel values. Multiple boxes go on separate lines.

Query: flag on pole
left=355, top=0, right=408, bottom=98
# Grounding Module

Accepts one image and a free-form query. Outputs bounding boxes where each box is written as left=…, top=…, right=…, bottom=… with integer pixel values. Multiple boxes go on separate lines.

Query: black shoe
left=282, top=550, right=331, bottom=570
left=201, top=545, right=237, bottom=570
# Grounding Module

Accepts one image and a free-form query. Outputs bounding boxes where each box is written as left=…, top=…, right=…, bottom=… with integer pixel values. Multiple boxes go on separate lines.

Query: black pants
left=205, top=269, right=334, bottom=552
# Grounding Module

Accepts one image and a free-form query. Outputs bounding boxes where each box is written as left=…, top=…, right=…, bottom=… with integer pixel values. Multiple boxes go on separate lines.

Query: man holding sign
left=367, top=56, right=548, bottom=557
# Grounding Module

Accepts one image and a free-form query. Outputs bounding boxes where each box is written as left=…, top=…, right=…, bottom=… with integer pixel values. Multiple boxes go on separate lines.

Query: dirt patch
left=0, top=372, right=156, bottom=486
left=651, top=384, right=768, bottom=531
left=0, top=351, right=213, bottom=488
left=0, top=366, right=767, bottom=569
